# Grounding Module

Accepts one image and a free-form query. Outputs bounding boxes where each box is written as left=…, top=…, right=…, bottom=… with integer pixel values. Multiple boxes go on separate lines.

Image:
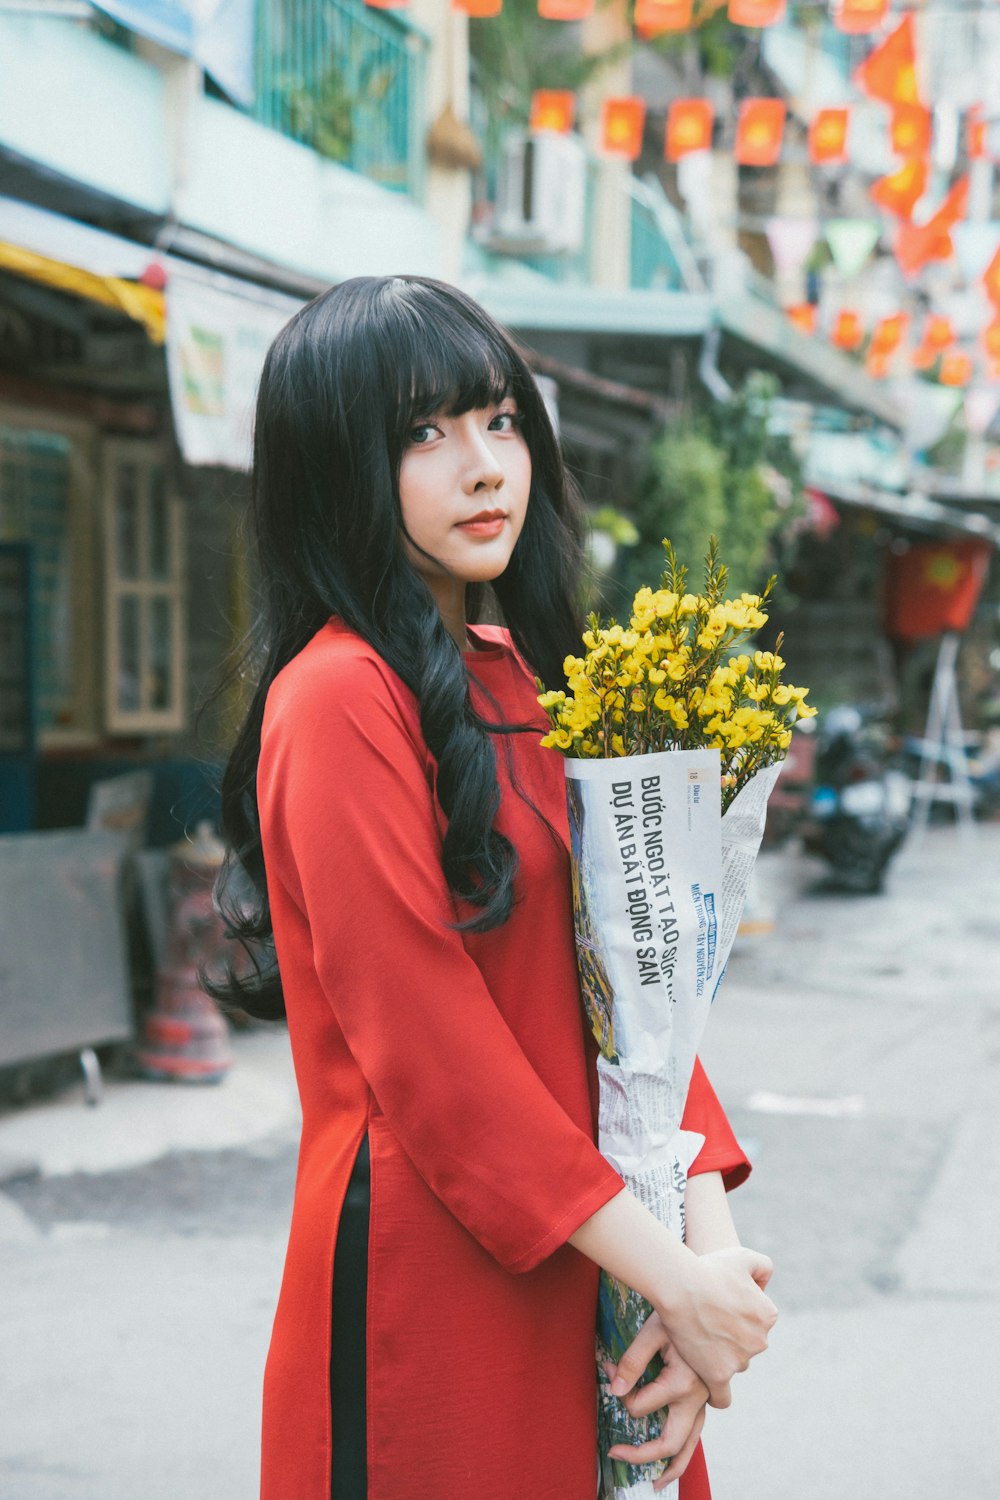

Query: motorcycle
left=801, top=704, right=912, bottom=894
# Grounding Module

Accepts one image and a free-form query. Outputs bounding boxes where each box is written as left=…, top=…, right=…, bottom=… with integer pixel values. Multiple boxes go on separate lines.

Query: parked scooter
left=801, top=704, right=912, bottom=893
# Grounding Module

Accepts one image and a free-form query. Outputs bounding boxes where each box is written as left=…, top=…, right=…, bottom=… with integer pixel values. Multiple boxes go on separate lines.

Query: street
left=1, top=823, right=998, bottom=1500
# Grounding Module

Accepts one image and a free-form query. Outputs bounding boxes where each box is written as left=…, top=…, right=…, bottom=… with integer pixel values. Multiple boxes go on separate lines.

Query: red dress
left=257, top=619, right=751, bottom=1500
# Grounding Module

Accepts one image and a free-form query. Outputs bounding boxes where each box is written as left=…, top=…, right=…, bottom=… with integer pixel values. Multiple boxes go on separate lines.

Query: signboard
left=164, top=271, right=302, bottom=469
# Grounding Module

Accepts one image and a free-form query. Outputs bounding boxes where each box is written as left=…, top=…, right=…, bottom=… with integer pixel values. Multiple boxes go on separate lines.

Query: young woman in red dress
left=213, top=276, right=777, bottom=1500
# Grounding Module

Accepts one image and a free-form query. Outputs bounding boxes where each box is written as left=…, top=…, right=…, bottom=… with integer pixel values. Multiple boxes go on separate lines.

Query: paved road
left=1, top=825, right=997, bottom=1499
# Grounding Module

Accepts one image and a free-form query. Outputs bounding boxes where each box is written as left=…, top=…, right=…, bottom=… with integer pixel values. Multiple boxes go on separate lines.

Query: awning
left=812, top=476, right=1000, bottom=546
left=466, top=276, right=714, bottom=338
left=0, top=239, right=165, bottom=342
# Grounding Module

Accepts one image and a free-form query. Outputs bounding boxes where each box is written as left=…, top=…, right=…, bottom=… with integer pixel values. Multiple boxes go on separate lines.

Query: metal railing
left=253, top=0, right=426, bottom=198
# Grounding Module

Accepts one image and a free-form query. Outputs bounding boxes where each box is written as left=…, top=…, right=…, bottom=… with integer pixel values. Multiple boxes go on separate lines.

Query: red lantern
left=870, top=157, right=928, bottom=219
left=854, top=16, right=920, bottom=107
left=735, top=99, right=786, bottom=167
left=939, top=352, right=973, bottom=387
left=831, top=310, right=864, bottom=351
left=601, top=98, right=646, bottom=160
left=530, top=90, right=575, bottom=133
left=728, top=0, right=785, bottom=26
left=984, top=246, right=1000, bottom=309
left=634, top=0, right=692, bottom=32
left=665, top=99, right=713, bottom=160
left=834, top=0, right=887, bottom=35
left=786, top=303, right=817, bottom=335
left=809, top=108, right=849, bottom=165
left=871, top=313, right=908, bottom=354
left=538, top=0, right=594, bottom=16
left=453, top=0, right=502, bottom=12
left=891, top=104, right=932, bottom=159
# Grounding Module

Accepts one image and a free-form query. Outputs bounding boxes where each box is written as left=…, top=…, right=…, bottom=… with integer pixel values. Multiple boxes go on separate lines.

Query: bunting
left=735, top=99, right=786, bottom=167
left=939, top=353, right=973, bottom=387
left=728, top=0, right=786, bottom=26
left=853, top=16, right=920, bottom=107
left=825, top=218, right=881, bottom=278
left=871, top=313, right=909, bottom=354
left=983, top=245, right=1000, bottom=309
left=786, top=303, right=818, bottom=334
left=601, top=98, right=646, bottom=159
left=537, top=0, right=593, bottom=18
left=809, top=108, right=849, bottom=164
left=530, top=90, right=575, bottom=133
left=665, top=99, right=714, bottom=160
left=895, top=177, right=968, bottom=278
left=870, top=158, right=928, bottom=220
left=635, top=0, right=692, bottom=31
left=831, top=309, right=864, bottom=351
left=891, top=104, right=932, bottom=159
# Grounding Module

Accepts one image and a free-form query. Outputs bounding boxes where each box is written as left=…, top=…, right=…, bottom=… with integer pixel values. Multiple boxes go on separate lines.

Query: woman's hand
left=604, top=1316, right=710, bottom=1491
left=648, top=1244, right=776, bottom=1409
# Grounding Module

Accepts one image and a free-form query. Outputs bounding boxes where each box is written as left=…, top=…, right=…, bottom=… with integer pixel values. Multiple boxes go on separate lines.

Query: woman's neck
left=426, top=577, right=470, bottom=651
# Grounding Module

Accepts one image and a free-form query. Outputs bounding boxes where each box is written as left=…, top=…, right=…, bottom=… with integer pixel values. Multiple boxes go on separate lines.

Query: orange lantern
left=967, top=107, right=988, bottom=161
left=939, top=352, right=973, bottom=387
left=871, top=313, right=909, bottom=354
left=983, top=246, right=1000, bottom=309
left=834, top=0, right=887, bottom=34
left=831, top=310, right=864, bottom=351
left=786, top=303, right=817, bottom=335
left=453, top=0, right=502, bottom=12
left=530, top=90, right=576, bottom=133
left=601, top=97, right=646, bottom=160
left=728, top=0, right=785, bottom=25
left=665, top=99, right=713, bottom=160
left=809, top=108, right=849, bottom=164
left=854, top=15, right=920, bottom=107
left=870, top=157, right=928, bottom=218
left=634, top=0, right=692, bottom=32
left=982, top=318, right=1000, bottom=360
left=735, top=99, right=786, bottom=167
left=538, top=0, right=594, bottom=17
left=891, top=104, right=932, bottom=159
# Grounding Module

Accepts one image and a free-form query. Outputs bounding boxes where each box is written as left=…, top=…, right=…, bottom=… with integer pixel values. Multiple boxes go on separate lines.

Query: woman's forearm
left=568, top=1187, right=697, bottom=1313
left=684, top=1171, right=741, bottom=1255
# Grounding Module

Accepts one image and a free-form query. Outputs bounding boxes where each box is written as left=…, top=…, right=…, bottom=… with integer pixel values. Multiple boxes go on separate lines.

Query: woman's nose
left=460, top=423, right=504, bottom=491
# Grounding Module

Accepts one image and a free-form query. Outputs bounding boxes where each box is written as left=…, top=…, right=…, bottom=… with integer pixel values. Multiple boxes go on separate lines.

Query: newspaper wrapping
left=563, top=749, right=782, bottom=1500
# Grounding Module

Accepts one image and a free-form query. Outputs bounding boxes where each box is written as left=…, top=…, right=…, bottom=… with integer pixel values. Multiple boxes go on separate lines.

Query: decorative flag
left=825, top=218, right=881, bottom=277
left=728, top=0, right=786, bottom=26
left=891, top=104, right=932, bottom=159
left=601, top=98, right=646, bottom=160
left=871, top=313, right=909, bottom=354
left=939, top=352, right=973, bottom=387
left=634, top=0, right=692, bottom=31
left=665, top=100, right=713, bottom=160
left=786, top=303, right=817, bottom=334
left=853, top=15, right=920, bottom=107
left=538, top=0, right=594, bottom=17
left=865, top=349, right=892, bottom=379
left=884, top=540, right=991, bottom=641
left=982, top=318, right=1000, bottom=360
left=895, top=176, right=968, bottom=278
left=735, top=99, right=786, bottom=167
left=983, top=245, right=1000, bottom=309
left=870, top=157, right=928, bottom=219
left=765, top=217, right=818, bottom=277
left=834, top=0, right=887, bottom=35
left=967, top=106, right=988, bottom=161
left=831, top=309, right=864, bottom=351
left=912, top=316, right=955, bottom=369
left=809, top=108, right=849, bottom=164
left=454, top=0, right=502, bottom=12
left=530, top=90, right=575, bottom=133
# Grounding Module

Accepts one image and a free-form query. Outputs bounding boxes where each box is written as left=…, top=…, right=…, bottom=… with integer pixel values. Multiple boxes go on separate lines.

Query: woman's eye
left=408, top=423, right=438, bottom=445
left=490, top=410, right=519, bottom=432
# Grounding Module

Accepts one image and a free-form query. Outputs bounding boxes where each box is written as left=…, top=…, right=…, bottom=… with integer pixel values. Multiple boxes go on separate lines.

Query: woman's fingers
left=608, top=1395, right=706, bottom=1478
left=652, top=1406, right=707, bottom=1494
left=623, top=1352, right=707, bottom=1420
left=608, top=1314, right=671, bottom=1398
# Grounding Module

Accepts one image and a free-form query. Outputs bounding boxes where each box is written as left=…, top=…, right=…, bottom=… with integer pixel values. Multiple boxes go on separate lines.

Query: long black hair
left=210, top=275, right=585, bottom=1020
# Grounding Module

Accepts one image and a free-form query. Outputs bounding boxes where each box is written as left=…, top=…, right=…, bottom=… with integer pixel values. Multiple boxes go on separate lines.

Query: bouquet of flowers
left=538, top=540, right=815, bottom=1500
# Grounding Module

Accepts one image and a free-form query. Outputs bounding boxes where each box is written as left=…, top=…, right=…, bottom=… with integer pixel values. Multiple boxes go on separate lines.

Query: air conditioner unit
left=482, top=130, right=588, bottom=258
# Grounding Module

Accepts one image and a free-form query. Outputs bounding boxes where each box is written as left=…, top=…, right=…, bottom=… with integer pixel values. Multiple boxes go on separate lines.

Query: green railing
left=630, top=193, right=683, bottom=292
left=253, top=0, right=426, bottom=198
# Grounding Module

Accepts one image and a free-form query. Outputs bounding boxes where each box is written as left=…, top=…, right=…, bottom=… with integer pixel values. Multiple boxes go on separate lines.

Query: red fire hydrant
left=137, top=822, right=233, bottom=1083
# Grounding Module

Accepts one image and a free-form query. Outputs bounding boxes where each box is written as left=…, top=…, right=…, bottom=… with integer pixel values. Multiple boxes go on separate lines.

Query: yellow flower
left=537, top=689, right=567, bottom=710
left=610, top=734, right=626, bottom=755
left=678, top=593, right=700, bottom=616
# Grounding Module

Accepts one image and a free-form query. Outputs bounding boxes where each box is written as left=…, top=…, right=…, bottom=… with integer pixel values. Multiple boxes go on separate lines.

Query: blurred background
left=0, top=2, right=998, bottom=1497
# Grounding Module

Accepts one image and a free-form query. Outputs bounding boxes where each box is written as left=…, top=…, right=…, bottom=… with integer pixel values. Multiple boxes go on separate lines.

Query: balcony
left=252, top=0, right=427, bottom=199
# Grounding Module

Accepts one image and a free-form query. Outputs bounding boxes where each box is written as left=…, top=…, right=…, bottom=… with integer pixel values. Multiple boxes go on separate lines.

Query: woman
left=214, top=275, right=776, bottom=1500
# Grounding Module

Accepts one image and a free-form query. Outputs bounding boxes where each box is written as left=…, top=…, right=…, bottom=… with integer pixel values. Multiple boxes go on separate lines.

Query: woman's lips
left=456, top=512, right=507, bottom=538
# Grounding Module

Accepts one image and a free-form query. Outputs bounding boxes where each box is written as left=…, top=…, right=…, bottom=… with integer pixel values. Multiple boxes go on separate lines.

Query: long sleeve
left=258, top=644, right=623, bottom=1275
left=682, top=1056, right=751, bottom=1192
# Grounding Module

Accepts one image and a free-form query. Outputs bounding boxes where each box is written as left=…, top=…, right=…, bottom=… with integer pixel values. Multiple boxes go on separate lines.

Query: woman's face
left=397, top=391, right=532, bottom=592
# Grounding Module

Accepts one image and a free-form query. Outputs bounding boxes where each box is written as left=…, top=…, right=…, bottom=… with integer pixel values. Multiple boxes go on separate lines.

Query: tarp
left=91, top=0, right=256, bottom=107
left=0, top=240, right=165, bottom=342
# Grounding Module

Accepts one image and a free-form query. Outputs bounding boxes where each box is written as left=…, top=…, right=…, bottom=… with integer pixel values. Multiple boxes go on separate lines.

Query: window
left=103, top=440, right=186, bottom=734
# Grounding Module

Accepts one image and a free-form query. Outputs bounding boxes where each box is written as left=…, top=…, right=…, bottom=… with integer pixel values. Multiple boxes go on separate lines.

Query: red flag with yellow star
left=883, top=540, right=992, bottom=641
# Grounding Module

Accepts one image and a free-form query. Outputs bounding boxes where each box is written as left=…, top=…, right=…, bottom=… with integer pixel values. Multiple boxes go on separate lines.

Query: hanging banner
left=735, top=99, right=786, bottom=166
left=601, top=98, right=646, bottom=159
left=164, top=271, right=301, bottom=470
left=825, top=218, right=881, bottom=277
left=92, top=1, right=256, bottom=106
left=809, top=108, right=850, bottom=165
left=853, top=15, right=920, bottom=107
left=530, top=91, right=576, bottom=133
left=665, top=100, right=714, bottom=161
left=765, top=217, right=818, bottom=276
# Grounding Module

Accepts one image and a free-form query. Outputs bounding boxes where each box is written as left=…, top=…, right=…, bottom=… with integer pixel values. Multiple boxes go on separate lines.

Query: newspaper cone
left=564, top=750, right=782, bottom=1498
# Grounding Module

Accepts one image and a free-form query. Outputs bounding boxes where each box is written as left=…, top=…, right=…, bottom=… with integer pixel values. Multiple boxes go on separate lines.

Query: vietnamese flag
left=538, top=0, right=594, bottom=17
left=735, top=99, right=786, bottom=167
left=454, top=0, right=502, bottom=13
left=530, top=91, right=575, bottom=133
left=870, top=157, right=928, bottom=219
left=939, top=352, right=973, bottom=387
left=835, top=0, right=887, bottom=34
left=635, top=0, right=692, bottom=31
left=967, top=106, right=988, bottom=161
left=601, top=98, right=646, bottom=160
left=895, top=176, right=968, bottom=278
left=871, top=313, right=908, bottom=354
left=884, top=540, right=991, bottom=642
left=982, top=318, right=1000, bottom=360
left=786, top=302, right=817, bottom=334
left=865, top=349, right=892, bottom=379
left=983, top=246, right=1000, bottom=309
left=728, top=0, right=785, bottom=25
left=665, top=100, right=713, bottom=160
left=831, top=309, right=864, bottom=351
left=854, top=15, right=920, bottom=107
left=891, top=104, right=932, bottom=159
left=809, top=108, right=849, bottom=164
